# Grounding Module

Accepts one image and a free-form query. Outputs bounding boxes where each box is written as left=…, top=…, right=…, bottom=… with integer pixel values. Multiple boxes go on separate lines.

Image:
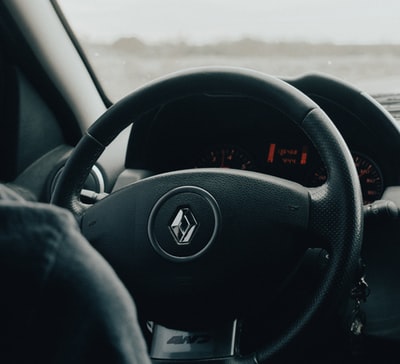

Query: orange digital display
left=267, top=143, right=308, bottom=166
left=267, top=143, right=276, bottom=163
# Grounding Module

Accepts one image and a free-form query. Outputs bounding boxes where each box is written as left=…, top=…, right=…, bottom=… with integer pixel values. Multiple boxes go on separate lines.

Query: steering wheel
left=51, top=67, right=363, bottom=363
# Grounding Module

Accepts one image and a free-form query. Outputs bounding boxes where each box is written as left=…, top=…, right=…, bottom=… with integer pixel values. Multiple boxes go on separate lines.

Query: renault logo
left=169, top=208, right=198, bottom=245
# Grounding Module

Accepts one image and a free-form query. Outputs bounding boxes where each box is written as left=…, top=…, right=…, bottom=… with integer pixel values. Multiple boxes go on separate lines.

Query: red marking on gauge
left=300, top=146, right=308, bottom=165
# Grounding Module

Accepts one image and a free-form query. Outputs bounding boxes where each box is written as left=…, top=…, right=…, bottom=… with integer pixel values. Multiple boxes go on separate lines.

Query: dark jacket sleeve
left=0, top=191, right=151, bottom=363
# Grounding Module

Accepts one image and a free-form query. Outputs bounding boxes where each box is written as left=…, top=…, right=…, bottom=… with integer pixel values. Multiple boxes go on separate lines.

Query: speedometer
left=195, top=145, right=255, bottom=171
left=310, top=152, right=384, bottom=205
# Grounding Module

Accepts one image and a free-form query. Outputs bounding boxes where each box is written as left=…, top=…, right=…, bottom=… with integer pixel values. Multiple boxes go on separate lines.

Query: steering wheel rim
left=51, top=67, right=363, bottom=363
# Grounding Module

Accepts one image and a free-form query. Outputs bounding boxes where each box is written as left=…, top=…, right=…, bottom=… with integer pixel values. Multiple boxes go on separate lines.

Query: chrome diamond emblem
left=169, top=208, right=198, bottom=245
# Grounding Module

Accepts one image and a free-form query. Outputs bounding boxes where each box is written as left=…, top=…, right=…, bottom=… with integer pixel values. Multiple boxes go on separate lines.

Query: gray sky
left=57, top=0, right=400, bottom=45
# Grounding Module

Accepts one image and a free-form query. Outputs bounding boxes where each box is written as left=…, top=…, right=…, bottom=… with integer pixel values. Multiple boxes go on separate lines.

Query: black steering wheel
left=52, top=67, right=363, bottom=363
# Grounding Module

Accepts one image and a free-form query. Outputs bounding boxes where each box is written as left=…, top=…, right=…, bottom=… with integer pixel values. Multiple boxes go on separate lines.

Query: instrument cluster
left=194, top=142, right=384, bottom=205
left=125, top=85, right=397, bottom=206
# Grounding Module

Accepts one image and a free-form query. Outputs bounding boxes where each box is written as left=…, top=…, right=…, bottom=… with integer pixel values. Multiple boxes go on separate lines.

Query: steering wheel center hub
left=148, top=186, right=221, bottom=262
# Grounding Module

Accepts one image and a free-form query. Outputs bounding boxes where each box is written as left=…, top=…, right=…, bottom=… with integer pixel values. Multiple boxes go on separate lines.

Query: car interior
left=1, top=1, right=400, bottom=363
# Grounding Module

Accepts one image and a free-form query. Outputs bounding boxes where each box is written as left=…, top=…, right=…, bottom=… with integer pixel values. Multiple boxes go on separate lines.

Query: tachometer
left=353, top=153, right=384, bottom=204
left=310, top=152, right=384, bottom=204
left=195, top=145, right=255, bottom=171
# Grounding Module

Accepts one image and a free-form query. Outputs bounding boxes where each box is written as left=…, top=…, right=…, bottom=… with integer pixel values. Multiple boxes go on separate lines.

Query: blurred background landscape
left=84, top=37, right=400, bottom=101
left=56, top=0, right=400, bottom=101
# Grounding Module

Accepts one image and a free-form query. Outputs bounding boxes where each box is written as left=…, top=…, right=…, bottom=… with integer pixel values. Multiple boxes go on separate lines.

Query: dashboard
left=124, top=74, right=400, bottom=206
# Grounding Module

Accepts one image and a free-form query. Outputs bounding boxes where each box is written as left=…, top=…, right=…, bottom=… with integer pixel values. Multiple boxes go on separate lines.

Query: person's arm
left=0, top=186, right=151, bottom=364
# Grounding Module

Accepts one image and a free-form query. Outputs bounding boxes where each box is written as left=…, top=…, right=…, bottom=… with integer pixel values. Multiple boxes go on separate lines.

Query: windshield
left=55, top=0, right=400, bottom=102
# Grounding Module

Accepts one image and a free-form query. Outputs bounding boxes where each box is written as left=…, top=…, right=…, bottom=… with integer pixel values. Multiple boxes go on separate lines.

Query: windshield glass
left=55, top=0, right=400, bottom=101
